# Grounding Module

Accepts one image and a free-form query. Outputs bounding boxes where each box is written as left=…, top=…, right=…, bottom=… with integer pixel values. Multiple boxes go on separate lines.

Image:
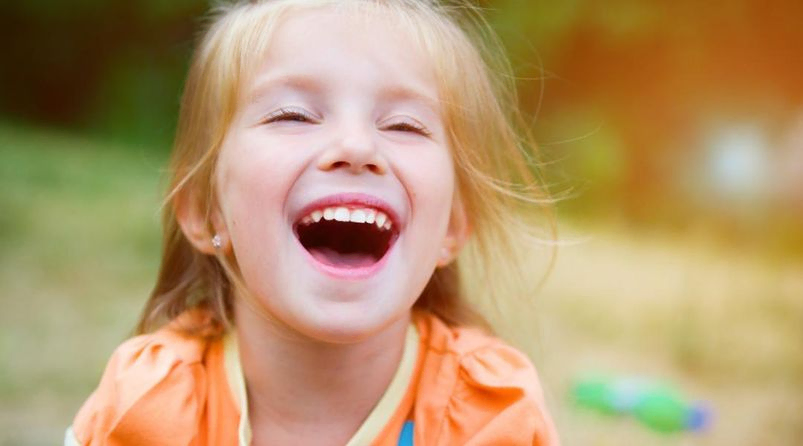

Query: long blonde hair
left=136, top=0, right=555, bottom=337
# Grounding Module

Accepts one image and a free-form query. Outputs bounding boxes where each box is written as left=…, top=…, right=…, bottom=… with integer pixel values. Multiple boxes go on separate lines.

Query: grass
left=1, top=122, right=800, bottom=445
left=0, top=123, right=165, bottom=444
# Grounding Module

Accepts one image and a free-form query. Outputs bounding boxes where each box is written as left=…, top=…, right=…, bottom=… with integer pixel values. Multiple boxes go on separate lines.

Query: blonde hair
left=136, top=0, right=555, bottom=337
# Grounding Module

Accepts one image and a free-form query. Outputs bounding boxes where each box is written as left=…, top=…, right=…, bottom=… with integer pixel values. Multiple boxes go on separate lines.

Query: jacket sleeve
left=435, top=342, right=560, bottom=446
left=70, top=331, right=208, bottom=446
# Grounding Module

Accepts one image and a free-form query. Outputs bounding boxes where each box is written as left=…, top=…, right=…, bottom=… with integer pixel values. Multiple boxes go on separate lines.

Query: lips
left=292, top=195, right=401, bottom=277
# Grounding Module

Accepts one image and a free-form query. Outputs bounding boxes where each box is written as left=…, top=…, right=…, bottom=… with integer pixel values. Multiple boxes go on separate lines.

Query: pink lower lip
left=296, top=238, right=396, bottom=280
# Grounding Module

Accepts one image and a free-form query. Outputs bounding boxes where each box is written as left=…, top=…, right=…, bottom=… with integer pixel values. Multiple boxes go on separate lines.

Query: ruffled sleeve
left=414, top=315, right=560, bottom=446
left=70, top=329, right=209, bottom=446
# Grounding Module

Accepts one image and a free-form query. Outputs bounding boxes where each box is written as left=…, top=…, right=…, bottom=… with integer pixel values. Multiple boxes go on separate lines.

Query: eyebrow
left=377, top=85, right=441, bottom=115
left=246, top=74, right=440, bottom=115
left=247, top=74, right=325, bottom=105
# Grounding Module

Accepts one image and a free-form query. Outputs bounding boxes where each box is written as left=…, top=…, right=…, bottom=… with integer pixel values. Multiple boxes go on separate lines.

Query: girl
left=67, top=0, right=559, bottom=444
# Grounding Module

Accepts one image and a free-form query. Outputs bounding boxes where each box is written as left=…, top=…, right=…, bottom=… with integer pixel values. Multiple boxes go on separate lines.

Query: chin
left=291, top=301, right=411, bottom=345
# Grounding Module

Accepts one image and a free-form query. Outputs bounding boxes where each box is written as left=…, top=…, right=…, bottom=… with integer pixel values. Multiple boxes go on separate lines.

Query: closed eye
left=382, top=120, right=432, bottom=137
left=262, top=108, right=317, bottom=124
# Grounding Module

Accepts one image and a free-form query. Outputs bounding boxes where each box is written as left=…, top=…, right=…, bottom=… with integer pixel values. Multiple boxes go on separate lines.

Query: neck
left=233, top=302, right=410, bottom=445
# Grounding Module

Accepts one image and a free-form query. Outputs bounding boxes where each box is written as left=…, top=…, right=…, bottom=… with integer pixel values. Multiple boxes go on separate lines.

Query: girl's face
left=214, top=7, right=462, bottom=342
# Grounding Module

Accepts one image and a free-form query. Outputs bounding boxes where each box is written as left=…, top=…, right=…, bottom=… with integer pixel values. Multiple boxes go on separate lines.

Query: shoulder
left=413, top=313, right=560, bottom=445
left=71, top=320, right=216, bottom=446
left=414, top=313, right=544, bottom=394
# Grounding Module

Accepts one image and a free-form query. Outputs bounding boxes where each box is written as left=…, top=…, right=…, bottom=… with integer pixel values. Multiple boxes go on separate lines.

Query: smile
left=293, top=198, right=401, bottom=279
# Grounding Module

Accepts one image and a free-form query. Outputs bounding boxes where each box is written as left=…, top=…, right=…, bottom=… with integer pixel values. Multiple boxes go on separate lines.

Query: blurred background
left=0, top=0, right=801, bottom=444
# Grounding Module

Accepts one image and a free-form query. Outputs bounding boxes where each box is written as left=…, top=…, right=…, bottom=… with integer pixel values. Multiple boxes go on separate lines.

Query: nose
left=316, top=123, right=387, bottom=175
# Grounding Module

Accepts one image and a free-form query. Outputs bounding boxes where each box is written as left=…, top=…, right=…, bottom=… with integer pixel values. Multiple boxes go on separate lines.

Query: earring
left=211, top=234, right=222, bottom=249
left=441, top=247, right=450, bottom=260
left=437, top=247, right=451, bottom=266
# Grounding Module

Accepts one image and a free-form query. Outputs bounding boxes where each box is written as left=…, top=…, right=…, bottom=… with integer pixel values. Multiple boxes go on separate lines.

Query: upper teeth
left=300, top=206, right=393, bottom=231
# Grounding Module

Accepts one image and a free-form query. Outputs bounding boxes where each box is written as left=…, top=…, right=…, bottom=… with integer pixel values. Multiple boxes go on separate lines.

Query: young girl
left=67, top=0, right=559, bottom=444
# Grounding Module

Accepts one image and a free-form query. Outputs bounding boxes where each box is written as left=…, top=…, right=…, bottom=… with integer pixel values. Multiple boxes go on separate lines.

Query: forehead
left=245, top=5, right=441, bottom=105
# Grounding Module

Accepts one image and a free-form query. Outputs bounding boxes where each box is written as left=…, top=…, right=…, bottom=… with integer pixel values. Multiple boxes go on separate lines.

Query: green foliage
left=11, top=0, right=111, bottom=19
left=12, top=0, right=203, bottom=21
left=2, top=0, right=203, bottom=149
left=491, top=0, right=583, bottom=58
left=84, top=50, right=185, bottom=149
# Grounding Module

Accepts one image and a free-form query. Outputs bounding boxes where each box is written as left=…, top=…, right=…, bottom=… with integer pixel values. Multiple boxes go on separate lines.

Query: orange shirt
left=69, top=313, right=559, bottom=445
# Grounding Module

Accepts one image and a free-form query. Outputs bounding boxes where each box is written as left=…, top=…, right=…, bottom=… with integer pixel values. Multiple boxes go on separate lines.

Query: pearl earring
left=211, top=234, right=222, bottom=249
left=437, top=247, right=452, bottom=266
left=441, top=247, right=450, bottom=259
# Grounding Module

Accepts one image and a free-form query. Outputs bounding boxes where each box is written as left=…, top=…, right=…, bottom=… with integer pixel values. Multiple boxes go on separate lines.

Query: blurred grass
left=0, top=123, right=165, bottom=444
left=1, top=123, right=801, bottom=445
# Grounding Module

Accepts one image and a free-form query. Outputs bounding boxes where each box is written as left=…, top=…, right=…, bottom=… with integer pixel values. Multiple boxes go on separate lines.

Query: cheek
left=215, top=135, right=300, bottom=259
left=400, top=148, right=456, bottom=232
left=421, top=149, right=456, bottom=204
left=217, top=131, right=304, bottom=216
left=218, top=159, right=278, bottom=227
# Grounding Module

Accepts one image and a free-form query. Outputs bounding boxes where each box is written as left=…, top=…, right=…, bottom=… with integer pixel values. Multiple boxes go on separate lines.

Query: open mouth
left=294, top=206, right=399, bottom=270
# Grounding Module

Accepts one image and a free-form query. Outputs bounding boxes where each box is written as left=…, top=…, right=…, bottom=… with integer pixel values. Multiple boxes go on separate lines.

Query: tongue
left=309, top=247, right=378, bottom=269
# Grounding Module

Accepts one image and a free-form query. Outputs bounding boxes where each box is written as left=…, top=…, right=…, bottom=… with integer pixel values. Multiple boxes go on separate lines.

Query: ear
left=437, top=196, right=470, bottom=267
left=175, top=188, right=230, bottom=255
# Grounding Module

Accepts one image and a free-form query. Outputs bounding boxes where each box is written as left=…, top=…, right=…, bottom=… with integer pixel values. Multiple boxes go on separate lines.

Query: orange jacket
left=70, top=313, right=559, bottom=445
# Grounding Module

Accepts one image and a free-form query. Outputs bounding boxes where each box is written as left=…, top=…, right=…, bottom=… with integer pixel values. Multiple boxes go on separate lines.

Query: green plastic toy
left=571, top=375, right=711, bottom=433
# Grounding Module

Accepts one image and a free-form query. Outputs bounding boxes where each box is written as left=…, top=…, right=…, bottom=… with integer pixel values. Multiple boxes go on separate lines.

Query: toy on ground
left=571, top=374, right=711, bottom=433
